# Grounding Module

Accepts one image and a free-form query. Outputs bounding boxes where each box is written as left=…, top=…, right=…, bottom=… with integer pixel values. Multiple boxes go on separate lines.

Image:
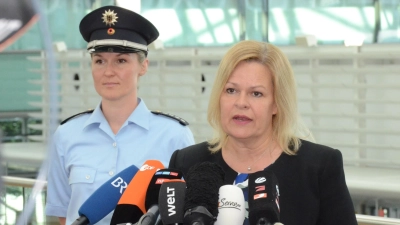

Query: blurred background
left=0, top=0, right=399, bottom=224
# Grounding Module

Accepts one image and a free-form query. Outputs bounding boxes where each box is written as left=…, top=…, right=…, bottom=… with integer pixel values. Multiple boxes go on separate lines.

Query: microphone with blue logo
left=71, top=164, right=139, bottom=225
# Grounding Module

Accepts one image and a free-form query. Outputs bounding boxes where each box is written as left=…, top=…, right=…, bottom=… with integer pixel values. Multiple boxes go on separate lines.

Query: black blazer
left=169, top=139, right=358, bottom=225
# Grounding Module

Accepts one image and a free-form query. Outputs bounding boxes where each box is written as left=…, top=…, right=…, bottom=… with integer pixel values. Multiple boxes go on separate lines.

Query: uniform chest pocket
left=69, top=167, right=97, bottom=185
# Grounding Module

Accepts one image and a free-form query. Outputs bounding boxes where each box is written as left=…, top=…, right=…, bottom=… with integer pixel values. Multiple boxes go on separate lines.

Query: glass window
left=2, top=0, right=400, bottom=51
left=378, top=0, right=400, bottom=43
left=268, top=0, right=376, bottom=45
left=4, top=0, right=114, bottom=51
left=141, top=0, right=241, bottom=47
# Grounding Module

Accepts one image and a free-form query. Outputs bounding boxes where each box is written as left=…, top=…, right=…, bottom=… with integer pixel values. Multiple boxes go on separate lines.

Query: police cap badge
left=79, top=5, right=159, bottom=54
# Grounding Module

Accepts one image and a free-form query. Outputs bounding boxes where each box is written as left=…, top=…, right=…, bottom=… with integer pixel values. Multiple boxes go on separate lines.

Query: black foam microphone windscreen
left=183, top=161, right=225, bottom=225
left=159, top=180, right=186, bottom=225
left=248, top=169, right=280, bottom=225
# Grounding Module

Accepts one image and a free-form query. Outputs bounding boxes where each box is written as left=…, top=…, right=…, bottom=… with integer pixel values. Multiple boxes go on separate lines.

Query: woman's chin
left=100, top=94, right=123, bottom=102
left=228, top=133, right=255, bottom=141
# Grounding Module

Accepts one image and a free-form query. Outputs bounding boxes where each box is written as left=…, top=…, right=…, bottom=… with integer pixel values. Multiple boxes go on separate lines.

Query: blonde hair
left=207, top=40, right=312, bottom=155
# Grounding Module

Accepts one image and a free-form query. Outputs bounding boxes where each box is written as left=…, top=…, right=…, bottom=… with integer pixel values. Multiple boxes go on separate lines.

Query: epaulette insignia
left=151, top=111, right=189, bottom=126
left=60, top=109, right=94, bottom=125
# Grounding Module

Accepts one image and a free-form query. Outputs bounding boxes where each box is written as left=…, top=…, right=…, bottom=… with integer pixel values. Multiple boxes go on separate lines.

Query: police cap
left=79, top=5, right=159, bottom=54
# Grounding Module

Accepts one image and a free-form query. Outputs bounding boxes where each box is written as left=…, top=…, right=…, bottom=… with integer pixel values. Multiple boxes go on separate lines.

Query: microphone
left=138, top=169, right=183, bottom=225
left=248, top=169, right=280, bottom=225
left=70, top=164, right=139, bottom=225
left=214, top=185, right=246, bottom=225
left=158, top=179, right=186, bottom=225
left=183, top=162, right=225, bottom=225
left=136, top=205, right=159, bottom=225
left=110, top=160, right=165, bottom=225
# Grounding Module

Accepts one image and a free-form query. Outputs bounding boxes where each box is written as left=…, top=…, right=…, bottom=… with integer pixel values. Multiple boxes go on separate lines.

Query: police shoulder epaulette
left=151, top=111, right=189, bottom=126
left=60, top=109, right=94, bottom=125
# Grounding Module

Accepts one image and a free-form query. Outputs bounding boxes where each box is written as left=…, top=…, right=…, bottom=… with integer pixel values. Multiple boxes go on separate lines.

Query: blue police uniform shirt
left=45, top=98, right=195, bottom=225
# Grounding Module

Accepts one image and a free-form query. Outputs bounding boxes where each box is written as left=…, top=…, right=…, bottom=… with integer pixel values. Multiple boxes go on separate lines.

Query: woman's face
left=220, top=61, right=277, bottom=141
left=91, top=52, right=147, bottom=102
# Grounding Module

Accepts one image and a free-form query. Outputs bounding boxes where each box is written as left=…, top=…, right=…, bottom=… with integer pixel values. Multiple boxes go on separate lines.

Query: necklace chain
left=247, top=140, right=274, bottom=171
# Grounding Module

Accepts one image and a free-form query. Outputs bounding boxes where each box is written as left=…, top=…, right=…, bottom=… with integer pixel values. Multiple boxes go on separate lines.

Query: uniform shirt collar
left=83, top=103, right=106, bottom=128
left=83, top=98, right=150, bottom=130
left=127, top=98, right=150, bottom=130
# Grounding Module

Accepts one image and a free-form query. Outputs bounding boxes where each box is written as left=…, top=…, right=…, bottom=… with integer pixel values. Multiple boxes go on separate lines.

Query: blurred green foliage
left=0, top=117, right=42, bottom=143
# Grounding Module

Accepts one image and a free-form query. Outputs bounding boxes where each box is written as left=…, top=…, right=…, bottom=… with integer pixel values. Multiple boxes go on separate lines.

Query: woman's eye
left=226, top=88, right=235, bottom=94
left=253, top=91, right=263, bottom=97
left=94, top=59, right=103, bottom=64
left=118, top=59, right=127, bottom=63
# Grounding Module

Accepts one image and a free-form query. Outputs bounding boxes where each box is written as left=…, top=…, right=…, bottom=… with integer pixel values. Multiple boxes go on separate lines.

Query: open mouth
left=233, top=115, right=252, bottom=121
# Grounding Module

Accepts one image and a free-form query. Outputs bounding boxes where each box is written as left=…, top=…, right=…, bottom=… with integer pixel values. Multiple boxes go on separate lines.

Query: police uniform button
left=113, top=142, right=117, bottom=147
left=109, top=171, right=114, bottom=176
left=85, top=175, right=90, bottom=179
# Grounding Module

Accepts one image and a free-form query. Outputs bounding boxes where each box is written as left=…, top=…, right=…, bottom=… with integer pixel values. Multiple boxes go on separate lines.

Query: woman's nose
left=234, top=93, right=249, bottom=109
left=103, top=63, right=115, bottom=76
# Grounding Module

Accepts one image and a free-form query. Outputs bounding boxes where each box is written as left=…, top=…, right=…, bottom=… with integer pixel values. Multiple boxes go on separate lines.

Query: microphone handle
left=256, top=217, right=273, bottom=225
left=138, top=205, right=159, bottom=225
left=71, top=216, right=89, bottom=225
left=156, top=219, right=181, bottom=225
left=155, top=218, right=163, bottom=225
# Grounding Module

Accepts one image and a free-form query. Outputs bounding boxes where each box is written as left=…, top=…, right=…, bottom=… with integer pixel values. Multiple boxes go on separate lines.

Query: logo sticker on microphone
left=253, top=193, right=267, bottom=199
left=166, top=187, right=177, bottom=216
left=156, top=178, right=169, bottom=184
left=255, top=186, right=265, bottom=192
left=140, top=164, right=155, bottom=171
left=218, top=198, right=242, bottom=211
left=255, top=177, right=266, bottom=184
left=111, top=177, right=128, bottom=194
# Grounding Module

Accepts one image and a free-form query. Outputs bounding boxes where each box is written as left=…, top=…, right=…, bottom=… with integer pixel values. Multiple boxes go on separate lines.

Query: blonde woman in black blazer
left=169, top=40, right=357, bottom=225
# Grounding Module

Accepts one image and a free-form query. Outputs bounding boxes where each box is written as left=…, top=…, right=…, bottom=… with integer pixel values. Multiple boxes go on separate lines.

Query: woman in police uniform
left=45, top=6, right=195, bottom=225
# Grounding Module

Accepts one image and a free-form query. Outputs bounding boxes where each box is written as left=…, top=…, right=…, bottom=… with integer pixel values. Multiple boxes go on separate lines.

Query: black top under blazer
left=168, top=139, right=358, bottom=225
